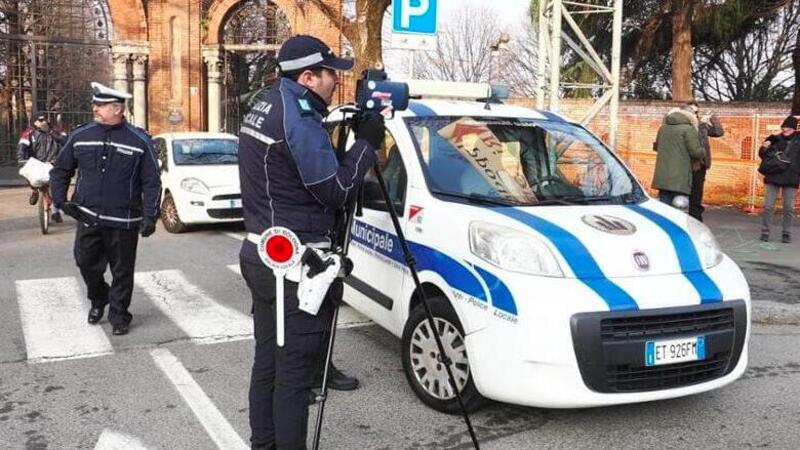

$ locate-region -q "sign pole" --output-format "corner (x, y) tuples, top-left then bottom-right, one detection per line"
(256, 227), (303, 348)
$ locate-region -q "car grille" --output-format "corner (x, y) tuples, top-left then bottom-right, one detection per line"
(207, 208), (242, 219)
(606, 351), (731, 392)
(600, 308), (735, 341)
(571, 301), (747, 393)
(211, 194), (241, 201)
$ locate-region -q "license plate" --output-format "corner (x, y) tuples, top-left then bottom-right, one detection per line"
(645, 336), (705, 367)
(229, 199), (241, 208)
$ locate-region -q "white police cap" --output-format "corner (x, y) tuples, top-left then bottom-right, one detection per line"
(91, 82), (132, 104)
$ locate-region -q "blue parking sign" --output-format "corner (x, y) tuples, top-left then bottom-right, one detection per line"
(393, 0), (437, 35)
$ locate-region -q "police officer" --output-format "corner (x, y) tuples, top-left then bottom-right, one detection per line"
(50, 82), (161, 336)
(238, 35), (385, 449)
(17, 111), (66, 217)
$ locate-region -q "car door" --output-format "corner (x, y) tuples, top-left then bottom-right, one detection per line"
(327, 121), (410, 335)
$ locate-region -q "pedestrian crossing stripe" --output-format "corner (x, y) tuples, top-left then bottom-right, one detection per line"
(16, 277), (114, 363)
(135, 270), (252, 344)
(13, 266), (374, 363)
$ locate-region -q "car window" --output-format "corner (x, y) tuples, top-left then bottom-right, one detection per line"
(172, 139), (238, 165)
(405, 116), (641, 205)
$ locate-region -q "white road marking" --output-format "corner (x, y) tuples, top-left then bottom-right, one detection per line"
(15, 277), (114, 363)
(227, 264), (373, 329)
(94, 429), (151, 450)
(222, 231), (245, 241)
(151, 348), (248, 450)
(135, 270), (252, 344)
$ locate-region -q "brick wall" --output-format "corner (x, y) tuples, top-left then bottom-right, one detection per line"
(509, 98), (798, 210)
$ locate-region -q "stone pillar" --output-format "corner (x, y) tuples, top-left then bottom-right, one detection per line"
(203, 46), (223, 133)
(132, 55), (148, 129)
(111, 53), (131, 117)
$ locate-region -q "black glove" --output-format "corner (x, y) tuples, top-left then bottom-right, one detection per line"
(61, 202), (79, 219)
(140, 216), (156, 238)
(355, 114), (386, 149)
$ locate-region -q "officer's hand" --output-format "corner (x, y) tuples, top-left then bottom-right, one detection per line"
(140, 216), (157, 238)
(355, 114), (386, 150)
(61, 202), (79, 219)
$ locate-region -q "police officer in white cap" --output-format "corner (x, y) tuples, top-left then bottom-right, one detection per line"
(50, 82), (161, 336)
(238, 34), (385, 449)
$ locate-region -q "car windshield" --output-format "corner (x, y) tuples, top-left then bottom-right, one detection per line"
(172, 139), (238, 165)
(405, 116), (644, 206)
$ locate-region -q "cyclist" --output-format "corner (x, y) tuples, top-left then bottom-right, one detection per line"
(17, 111), (66, 221)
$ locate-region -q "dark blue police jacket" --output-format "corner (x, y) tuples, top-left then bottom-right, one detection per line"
(238, 77), (377, 263)
(50, 120), (162, 230)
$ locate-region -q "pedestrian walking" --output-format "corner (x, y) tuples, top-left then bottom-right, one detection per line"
(17, 111), (66, 220)
(758, 115), (800, 243)
(49, 82), (161, 335)
(687, 101), (724, 221)
(652, 105), (706, 207)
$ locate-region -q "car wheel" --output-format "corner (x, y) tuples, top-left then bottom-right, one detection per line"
(402, 296), (485, 414)
(160, 193), (187, 233)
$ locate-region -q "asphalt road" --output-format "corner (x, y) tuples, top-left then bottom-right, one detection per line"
(1, 187), (799, 450)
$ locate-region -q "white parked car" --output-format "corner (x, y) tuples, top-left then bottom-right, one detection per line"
(154, 132), (241, 233)
(328, 82), (750, 413)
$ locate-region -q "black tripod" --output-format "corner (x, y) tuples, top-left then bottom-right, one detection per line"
(310, 117), (480, 449)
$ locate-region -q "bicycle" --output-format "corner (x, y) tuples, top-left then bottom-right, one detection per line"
(37, 184), (53, 235)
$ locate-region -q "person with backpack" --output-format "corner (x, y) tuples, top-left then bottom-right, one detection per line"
(758, 115), (800, 243)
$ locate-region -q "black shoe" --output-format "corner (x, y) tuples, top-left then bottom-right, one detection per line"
(87, 307), (104, 324)
(29, 191), (39, 205)
(51, 212), (63, 223)
(315, 363), (359, 391)
(112, 324), (129, 335)
(782, 234), (791, 244)
(760, 233), (769, 242)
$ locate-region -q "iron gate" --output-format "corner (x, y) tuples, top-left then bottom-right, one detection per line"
(0, 0), (111, 165)
(220, 0), (289, 134)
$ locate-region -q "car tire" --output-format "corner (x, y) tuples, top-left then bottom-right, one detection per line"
(402, 295), (485, 414)
(160, 193), (187, 234)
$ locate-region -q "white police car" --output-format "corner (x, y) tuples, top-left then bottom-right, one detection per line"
(154, 132), (241, 233)
(332, 82), (750, 412)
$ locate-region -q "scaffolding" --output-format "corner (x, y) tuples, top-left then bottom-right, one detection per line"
(536, 0), (623, 150)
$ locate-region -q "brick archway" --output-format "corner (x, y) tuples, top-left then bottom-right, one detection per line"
(205, 0), (298, 45)
(107, 0), (147, 41)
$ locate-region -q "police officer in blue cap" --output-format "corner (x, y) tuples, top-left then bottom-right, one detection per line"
(50, 82), (161, 336)
(238, 35), (385, 449)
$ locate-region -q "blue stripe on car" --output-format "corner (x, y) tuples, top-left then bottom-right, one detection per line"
(350, 220), (487, 302)
(626, 205), (722, 303)
(473, 265), (517, 315)
(492, 207), (639, 311)
(407, 101), (437, 117)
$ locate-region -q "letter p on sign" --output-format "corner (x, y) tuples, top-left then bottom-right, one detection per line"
(393, 0), (437, 35)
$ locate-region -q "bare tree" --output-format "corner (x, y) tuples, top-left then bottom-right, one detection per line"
(693, 3), (800, 102)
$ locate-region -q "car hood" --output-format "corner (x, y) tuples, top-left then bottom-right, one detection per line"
(493, 200), (715, 279)
(172, 164), (239, 189)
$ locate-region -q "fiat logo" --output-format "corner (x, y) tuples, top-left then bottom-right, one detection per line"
(633, 251), (650, 271)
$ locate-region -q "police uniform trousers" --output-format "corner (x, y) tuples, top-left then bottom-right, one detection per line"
(240, 256), (334, 450)
(73, 224), (139, 326)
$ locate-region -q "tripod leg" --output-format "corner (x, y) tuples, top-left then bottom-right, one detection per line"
(311, 304), (339, 450)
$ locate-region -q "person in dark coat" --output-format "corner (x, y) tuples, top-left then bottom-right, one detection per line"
(50, 82), (161, 335)
(17, 111), (66, 215)
(687, 102), (724, 221)
(653, 106), (706, 206)
(237, 35), (384, 449)
(759, 115), (800, 243)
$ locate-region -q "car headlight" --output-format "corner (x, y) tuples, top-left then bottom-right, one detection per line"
(469, 221), (564, 277)
(687, 221), (723, 268)
(180, 177), (210, 195)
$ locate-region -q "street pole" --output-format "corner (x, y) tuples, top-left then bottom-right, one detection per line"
(536, 0), (549, 110)
(609, 0), (622, 151)
(548, 0), (563, 112)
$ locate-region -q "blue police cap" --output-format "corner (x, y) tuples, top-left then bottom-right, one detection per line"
(277, 35), (354, 73)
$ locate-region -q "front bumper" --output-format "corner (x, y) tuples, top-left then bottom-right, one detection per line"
(174, 190), (242, 224)
(462, 257), (750, 408)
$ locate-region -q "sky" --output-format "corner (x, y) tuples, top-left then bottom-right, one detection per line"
(382, 0), (533, 78)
